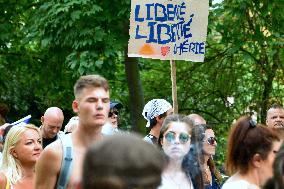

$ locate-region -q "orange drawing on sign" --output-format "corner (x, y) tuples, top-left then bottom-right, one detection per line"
(139, 44), (155, 55)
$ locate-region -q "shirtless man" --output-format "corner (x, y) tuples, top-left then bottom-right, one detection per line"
(35, 75), (110, 189)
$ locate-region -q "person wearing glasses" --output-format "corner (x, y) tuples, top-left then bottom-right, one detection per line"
(222, 116), (281, 189)
(101, 101), (123, 135)
(157, 114), (195, 189)
(186, 124), (222, 189)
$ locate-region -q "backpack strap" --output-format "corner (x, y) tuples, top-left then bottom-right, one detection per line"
(56, 134), (73, 189)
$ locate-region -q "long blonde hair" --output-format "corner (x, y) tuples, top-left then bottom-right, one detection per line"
(0, 124), (40, 184)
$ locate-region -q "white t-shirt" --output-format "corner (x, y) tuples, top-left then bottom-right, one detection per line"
(101, 122), (118, 135)
(157, 172), (194, 189)
(222, 173), (260, 189)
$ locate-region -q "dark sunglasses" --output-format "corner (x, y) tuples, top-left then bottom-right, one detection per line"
(164, 131), (190, 144)
(108, 110), (119, 117)
(206, 137), (217, 145)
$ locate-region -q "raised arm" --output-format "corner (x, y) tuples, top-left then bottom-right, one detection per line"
(35, 141), (62, 189)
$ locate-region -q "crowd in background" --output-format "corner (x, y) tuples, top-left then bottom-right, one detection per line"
(0, 74), (283, 189)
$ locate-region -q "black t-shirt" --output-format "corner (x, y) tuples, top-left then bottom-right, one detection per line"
(42, 135), (58, 149)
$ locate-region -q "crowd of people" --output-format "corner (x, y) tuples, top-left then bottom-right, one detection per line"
(0, 74), (283, 189)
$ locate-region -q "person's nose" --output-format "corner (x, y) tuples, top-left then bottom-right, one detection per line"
(174, 136), (180, 144)
(276, 116), (282, 122)
(35, 141), (42, 151)
(52, 128), (59, 134)
(96, 100), (103, 110)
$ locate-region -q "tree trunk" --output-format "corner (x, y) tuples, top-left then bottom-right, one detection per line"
(124, 51), (145, 133)
(260, 50), (279, 123)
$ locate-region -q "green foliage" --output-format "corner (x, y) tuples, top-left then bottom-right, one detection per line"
(0, 0), (283, 169)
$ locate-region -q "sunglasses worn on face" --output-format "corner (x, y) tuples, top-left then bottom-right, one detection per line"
(206, 137), (217, 145)
(109, 111), (119, 117)
(164, 131), (190, 144)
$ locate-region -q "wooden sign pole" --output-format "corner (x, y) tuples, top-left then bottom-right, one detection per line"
(170, 60), (178, 113)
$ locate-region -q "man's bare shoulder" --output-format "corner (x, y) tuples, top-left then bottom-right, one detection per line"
(35, 140), (63, 189)
(42, 139), (62, 157)
(37, 139), (63, 171)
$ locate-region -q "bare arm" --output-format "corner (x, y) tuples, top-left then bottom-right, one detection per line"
(0, 172), (7, 189)
(35, 141), (62, 189)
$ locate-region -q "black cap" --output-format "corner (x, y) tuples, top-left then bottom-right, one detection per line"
(110, 101), (123, 109)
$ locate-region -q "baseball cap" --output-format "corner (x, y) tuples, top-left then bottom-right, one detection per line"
(110, 101), (123, 110)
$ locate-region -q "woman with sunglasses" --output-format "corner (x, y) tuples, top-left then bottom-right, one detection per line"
(222, 116), (281, 189)
(157, 114), (194, 189)
(199, 124), (222, 189)
(102, 101), (123, 135)
(183, 124), (222, 189)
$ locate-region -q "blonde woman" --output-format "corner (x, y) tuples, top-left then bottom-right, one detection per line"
(0, 124), (42, 189)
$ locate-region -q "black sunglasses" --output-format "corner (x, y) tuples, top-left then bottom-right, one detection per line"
(108, 110), (119, 117)
(206, 137), (217, 145)
(164, 131), (191, 144)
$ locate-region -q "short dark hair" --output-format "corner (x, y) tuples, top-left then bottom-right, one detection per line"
(226, 116), (280, 175)
(82, 133), (166, 189)
(74, 75), (109, 100)
(148, 111), (167, 129)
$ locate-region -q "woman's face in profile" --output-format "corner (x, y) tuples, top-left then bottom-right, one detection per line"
(11, 129), (42, 164)
(161, 122), (191, 160)
(259, 140), (281, 186)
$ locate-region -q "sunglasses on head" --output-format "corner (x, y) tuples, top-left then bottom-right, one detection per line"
(108, 110), (119, 117)
(164, 131), (190, 144)
(206, 137), (217, 145)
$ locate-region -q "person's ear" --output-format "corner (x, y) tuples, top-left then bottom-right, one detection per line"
(156, 116), (164, 125)
(72, 100), (79, 113)
(40, 116), (44, 124)
(251, 153), (262, 168)
(10, 148), (18, 159)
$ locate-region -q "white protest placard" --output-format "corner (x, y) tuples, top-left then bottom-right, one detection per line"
(128, 0), (209, 62)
